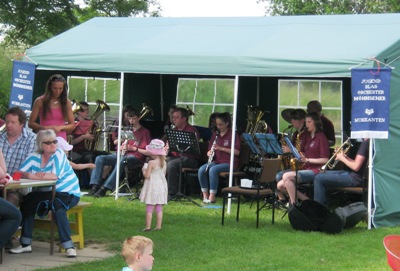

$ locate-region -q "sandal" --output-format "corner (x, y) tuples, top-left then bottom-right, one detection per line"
(142, 228), (151, 232)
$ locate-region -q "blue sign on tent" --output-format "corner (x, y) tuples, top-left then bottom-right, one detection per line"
(9, 61), (36, 112)
(351, 68), (391, 139)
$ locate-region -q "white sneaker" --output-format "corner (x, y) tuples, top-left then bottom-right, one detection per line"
(9, 245), (32, 254)
(203, 198), (211, 204)
(66, 248), (77, 257)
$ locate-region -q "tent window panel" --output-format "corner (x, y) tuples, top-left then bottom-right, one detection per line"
(215, 80), (235, 104)
(104, 80), (121, 103)
(277, 79), (343, 146)
(299, 81), (319, 105)
(279, 81), (298, 106)
(177, 80), (196, 103)
(321, 81), (342, 107)
(176, 78), (234, 128)
(196, 80), (216, 103)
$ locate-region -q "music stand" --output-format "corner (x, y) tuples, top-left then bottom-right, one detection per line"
(242, 133), (262, 157)
(111, 130), (136, 196)
(166, 129), (201, 207)
(254, 133), (283, 157)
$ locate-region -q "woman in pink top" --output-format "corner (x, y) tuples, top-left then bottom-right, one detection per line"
(28, 74), (75, 140)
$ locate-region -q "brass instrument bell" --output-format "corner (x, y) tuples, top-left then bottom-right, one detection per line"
(71, 99), (84, 114)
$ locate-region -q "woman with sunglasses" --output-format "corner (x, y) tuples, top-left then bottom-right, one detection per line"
(10, 129), (80, 257)
(28, 74), (75, 140)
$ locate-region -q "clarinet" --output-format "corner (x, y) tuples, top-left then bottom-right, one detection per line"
(120, 125), (133, 157)
(204, 130), (220, 174)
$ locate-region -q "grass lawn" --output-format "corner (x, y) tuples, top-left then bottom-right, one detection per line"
(35, 195), (395, 271)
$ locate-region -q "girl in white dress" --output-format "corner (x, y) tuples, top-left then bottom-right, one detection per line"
(139, 139), (168, 231)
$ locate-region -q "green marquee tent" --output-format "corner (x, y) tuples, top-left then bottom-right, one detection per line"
(24, 14), (400, 227)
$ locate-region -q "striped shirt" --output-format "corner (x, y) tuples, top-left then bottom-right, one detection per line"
(0, 128), (37, 174)
(19, 148), (81, 197)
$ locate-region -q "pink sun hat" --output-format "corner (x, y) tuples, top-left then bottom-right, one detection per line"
(146, 139), (166, 156)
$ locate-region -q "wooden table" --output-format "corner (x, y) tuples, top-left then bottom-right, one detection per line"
(1, 179), (57, 255)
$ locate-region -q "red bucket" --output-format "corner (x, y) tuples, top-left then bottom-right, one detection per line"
(384, 235), (400, 271)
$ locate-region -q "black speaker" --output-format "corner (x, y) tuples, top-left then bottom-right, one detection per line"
(289, 200), (343, 234)
(335, 202), (367, 229)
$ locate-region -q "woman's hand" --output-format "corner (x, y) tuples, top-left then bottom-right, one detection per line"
(0, 177), (9, 185)
(51, 125), (64, 134)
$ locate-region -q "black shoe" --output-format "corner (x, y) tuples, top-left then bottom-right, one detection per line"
(5, 239), (13, 250)
(94, 186), (108, 198)
(88, 184), (100, 196)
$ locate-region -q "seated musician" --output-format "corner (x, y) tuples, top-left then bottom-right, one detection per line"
(71, 101), (108, 165)
(88, 108), (151, 197)
(166, 107), (200, 198)
(276, 112), (330, 205)
(314, 139), (369, 207)
(276, 109), (308, 206)
(197, 112), (240, 204)
(70, 101), (108, 188)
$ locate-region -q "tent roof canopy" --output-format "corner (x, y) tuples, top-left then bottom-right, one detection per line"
(26, 14), (400, 77)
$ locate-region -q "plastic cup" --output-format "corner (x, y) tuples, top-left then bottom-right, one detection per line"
(12, 171), (22, 181)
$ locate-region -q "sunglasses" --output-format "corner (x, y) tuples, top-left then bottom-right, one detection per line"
(51, 75), (66, 81)
(42, 140), (58, 145)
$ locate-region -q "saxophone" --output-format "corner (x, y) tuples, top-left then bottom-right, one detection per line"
(290, 126), (305, 171)
(279, 125), (293, 170)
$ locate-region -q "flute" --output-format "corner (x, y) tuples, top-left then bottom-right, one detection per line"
(204, 130), (220, 174)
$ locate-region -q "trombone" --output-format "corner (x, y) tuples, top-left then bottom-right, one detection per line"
(320, 138), (352, 172)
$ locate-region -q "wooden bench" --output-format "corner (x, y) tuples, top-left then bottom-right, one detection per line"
(15, 201), (92, 250)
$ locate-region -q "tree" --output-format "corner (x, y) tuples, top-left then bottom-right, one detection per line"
(0, 0), (79, 47)
(0, 0), (161, 47)
(259, 0), (400, 15)
(0, 0), (161, 114)
(82, 0), (161, 18)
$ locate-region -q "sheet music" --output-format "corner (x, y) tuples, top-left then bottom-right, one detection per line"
(284, 136), (301, 160)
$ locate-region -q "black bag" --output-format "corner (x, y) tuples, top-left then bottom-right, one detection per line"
(334, 202), (367, 229)
(288, 200), (343, 234)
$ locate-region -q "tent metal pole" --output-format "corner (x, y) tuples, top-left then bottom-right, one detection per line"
(227, 75), (239, 214)
(114, 72), (125, 200)
(160, 75), (164, 121)
(367, 138), (374, 229)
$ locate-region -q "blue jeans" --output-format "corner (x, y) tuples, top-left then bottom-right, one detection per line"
(0, 198), (22, 249)
(89, 154), (140, 190)
(314, 170), (361, 206)
(20, 192), (79, 249)
(198, 162), (230, 194)
(167, 156), (198, 195)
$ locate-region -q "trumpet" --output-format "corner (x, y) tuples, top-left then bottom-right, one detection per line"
(204, 130), (220, 174)
(320, 138), (352, 172)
